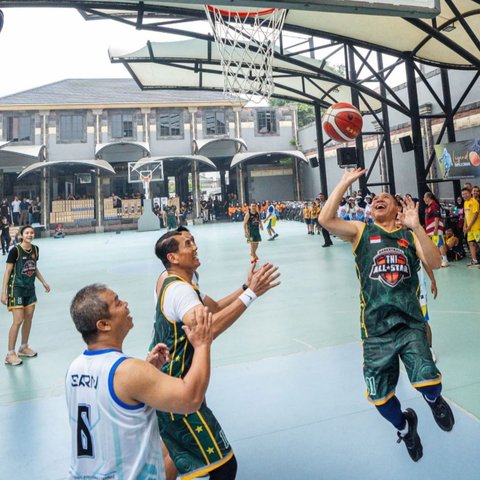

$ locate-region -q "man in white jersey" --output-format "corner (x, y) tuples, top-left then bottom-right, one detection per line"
(66, 283), (213, 480)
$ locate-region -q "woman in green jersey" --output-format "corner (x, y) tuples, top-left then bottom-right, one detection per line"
(2, 225), (50, 366)
(243, 202), (263, 264)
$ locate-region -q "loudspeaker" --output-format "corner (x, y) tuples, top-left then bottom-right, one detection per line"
(337, 147), (357, 168)
(399, 135), (414, 152)
(309, 156), (319, 168)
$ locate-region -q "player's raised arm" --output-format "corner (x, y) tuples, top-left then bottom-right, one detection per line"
(118, 306), (213, 414)
(318, 167), (367, 244)
(399, 196), (441, 270)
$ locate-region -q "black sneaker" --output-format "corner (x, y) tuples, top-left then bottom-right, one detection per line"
(426, 396), (455, 432)
(397, 408), (423, 462)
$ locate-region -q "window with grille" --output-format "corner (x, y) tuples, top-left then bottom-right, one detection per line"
(58, 114), (86, 142)
(257, 110), (277, 134)
(111, 112), (134, 139)
(204, 111), (226, 136)
(6, 115), (33, 143)
(158, 111), (183, 138)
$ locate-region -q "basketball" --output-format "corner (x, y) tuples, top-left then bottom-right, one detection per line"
(469, 151), (480, 166)
(322, 102), (363, 143)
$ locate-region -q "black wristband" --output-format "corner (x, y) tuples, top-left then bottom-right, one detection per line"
(242, 283), (248, 291)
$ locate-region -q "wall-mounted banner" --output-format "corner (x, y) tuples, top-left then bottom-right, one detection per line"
(434, 139), (480, 179)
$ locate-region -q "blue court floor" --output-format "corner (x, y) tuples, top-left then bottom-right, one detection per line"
(0, 220), (479, 479)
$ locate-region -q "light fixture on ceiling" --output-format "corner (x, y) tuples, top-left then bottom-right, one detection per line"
(442, 22), (456, 33)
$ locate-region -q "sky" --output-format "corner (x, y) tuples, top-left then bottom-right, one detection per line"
(0, 7), (186, 97)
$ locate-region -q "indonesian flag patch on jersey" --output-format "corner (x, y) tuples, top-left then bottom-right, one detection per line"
(370, 235), (381, 244)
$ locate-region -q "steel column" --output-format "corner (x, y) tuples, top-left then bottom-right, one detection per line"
(377, 53), (396, 195)
(347, 46), (367, 193)
(405, 57), (427, 199)
(441, 68), (461, 200)
(314, 103), (328, 195)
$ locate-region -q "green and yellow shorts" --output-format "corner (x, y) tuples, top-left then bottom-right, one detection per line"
(158, 403), (233, 480)
(362, 323), (441, 405)
(7, 291), (37, 311)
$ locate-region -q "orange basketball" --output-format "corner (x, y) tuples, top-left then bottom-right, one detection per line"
(469, 151), (480, 167)
(322, 102), (363, 143)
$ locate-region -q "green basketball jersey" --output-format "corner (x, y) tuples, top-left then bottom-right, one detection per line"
(248, 212), (261, 237)
(8, 244), (39, 295)
(354, 224), (423, 339)
(153, 275), (203, 420)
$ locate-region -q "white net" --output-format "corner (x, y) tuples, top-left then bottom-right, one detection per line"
(204, 5), (286, 102)
(140, 170), (153, 199)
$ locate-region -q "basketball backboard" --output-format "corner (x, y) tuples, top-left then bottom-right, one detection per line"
(178, 0), (439, 18)
(128, 159), (164, 184)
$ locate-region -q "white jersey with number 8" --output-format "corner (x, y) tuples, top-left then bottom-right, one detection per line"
(66, 349), (164, 480)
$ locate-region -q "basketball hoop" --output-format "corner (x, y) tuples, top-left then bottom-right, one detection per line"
(204, 5), (286, 102)
(140, 170), (153, 199)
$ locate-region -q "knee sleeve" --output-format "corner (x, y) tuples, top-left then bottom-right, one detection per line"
(209, 455), (238, 480)
(375, 396), (405, 430)
(416, 383), (442, 402)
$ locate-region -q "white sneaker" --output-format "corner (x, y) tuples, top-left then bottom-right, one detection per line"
(441, 259), (449, 268)
(430, 347), (437, 363)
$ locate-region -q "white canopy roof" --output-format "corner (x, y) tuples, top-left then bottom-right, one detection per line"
(131, 154), (216, 171)
(0, 143), (47, 172)
(231, 150), (308, 168)
(2, 1), (479, 68)
(17, 159), (116, 179)
(193, 138), (248, 157)
(95, 140), (150, 158)
(109, 39), (383, 111)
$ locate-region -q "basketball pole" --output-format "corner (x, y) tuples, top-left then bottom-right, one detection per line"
(314, 103), (328, 196)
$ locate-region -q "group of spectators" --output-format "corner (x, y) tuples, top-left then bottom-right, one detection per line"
(1, 196), (42, 227)
(227, 201), (286, 223)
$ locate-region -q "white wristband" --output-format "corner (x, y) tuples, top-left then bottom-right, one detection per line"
(239, 288), (257, 308)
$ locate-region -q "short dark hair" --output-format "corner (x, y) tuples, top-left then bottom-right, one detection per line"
(461, 187), (471, 193)
(70, 284), (110, 344)
(155, 231), (183, 268)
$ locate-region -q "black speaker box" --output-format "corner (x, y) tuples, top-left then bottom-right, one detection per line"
(399, 135), (414, 152)
(309, 156), (319, 168)
(337, 147), (357, 168)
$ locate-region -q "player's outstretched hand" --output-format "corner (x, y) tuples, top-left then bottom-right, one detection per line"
(248, 262), (281, 297)
(341, 167), (367, 187)
(183, 305), (213, 349)
(146, 343), (171, 369)
(398, 196), (420, 230)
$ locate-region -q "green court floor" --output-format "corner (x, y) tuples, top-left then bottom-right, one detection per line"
(0, 220), (479, 479)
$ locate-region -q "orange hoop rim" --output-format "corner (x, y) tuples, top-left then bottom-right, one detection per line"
(206, 5), (278, 18)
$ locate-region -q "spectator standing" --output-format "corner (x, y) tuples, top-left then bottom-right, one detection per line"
(318, 193), (333, 247)
(1, 199), (12, 224)
(1, 216), (11, 255)
(423, 192), (448, 267)
(11, 196), (21, 226)
(461, 187), (480, 267)
(32, 196), (41, 224)
(19, 198), (30, 226)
